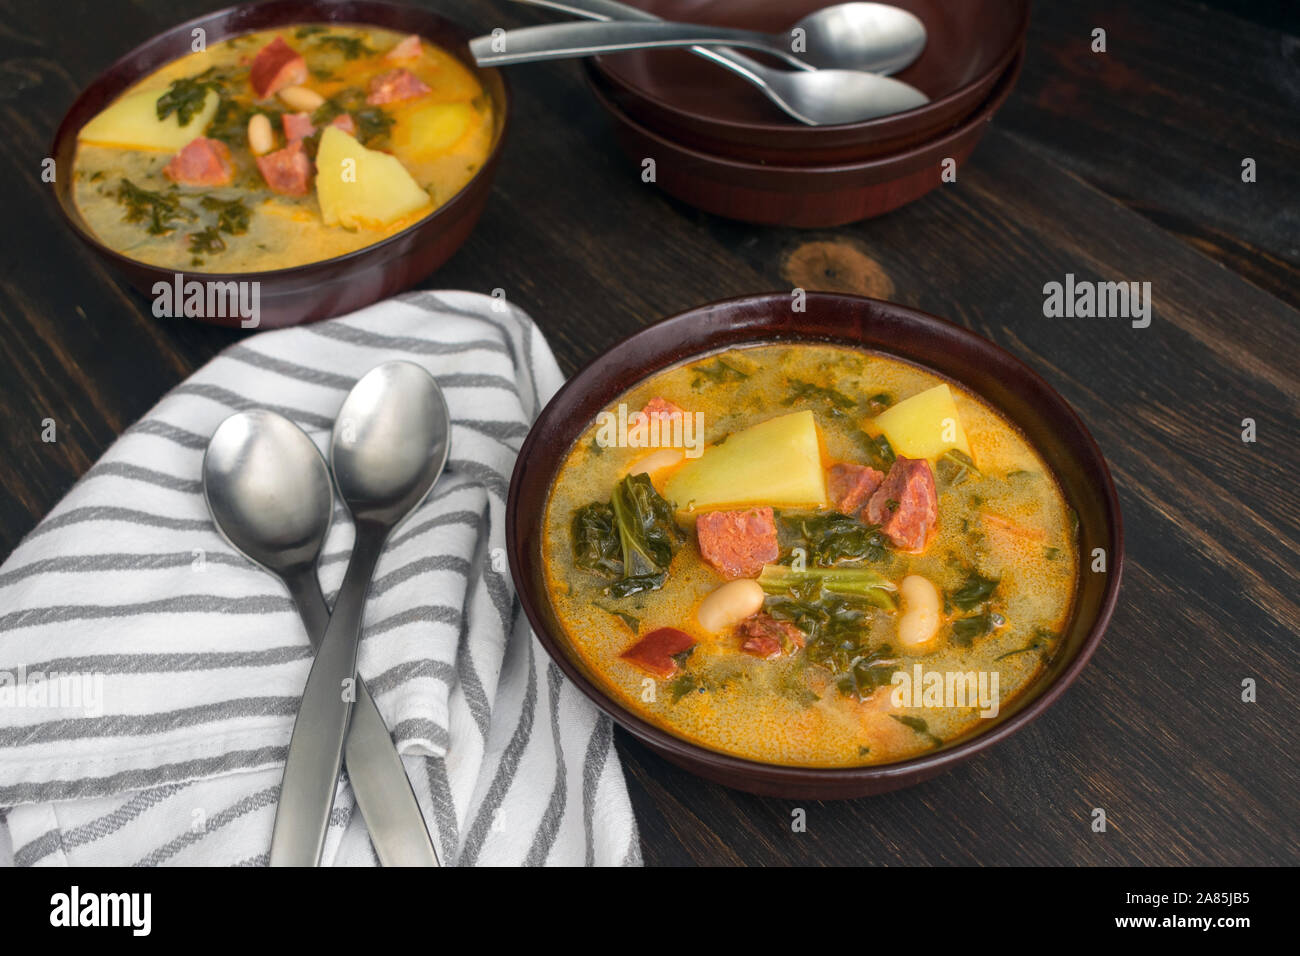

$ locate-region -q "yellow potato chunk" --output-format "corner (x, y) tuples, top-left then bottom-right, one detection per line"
(392, 101), (475, 159)
(78, 87), (219, 151)
(663, 411), (827, 513)
(871, 384), (972, 462)
(315, 125), (433, 230)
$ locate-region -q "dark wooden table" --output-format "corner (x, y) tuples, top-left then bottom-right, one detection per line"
(1, 0), (1296, 865)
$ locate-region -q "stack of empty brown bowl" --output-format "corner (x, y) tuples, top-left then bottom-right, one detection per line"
(585, 0), (1030, 227)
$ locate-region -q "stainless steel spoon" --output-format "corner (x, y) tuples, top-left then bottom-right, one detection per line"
(269, 363), (451, 867)
(481, 3), (929, 124)
(203, 409), (440, 867)
(479, 2), (926, 72)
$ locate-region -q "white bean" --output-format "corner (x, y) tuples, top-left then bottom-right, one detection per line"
(247, 113), (273, 156)
(695, 579), (765, 634)
(897, 575), (941, 648)
(278, 85), (324, 111)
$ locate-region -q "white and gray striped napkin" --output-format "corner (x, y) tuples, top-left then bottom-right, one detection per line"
(0, 291), (641, 866)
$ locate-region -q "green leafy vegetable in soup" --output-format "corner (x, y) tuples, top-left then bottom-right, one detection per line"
(156, 69), (228, 126)
(571, 503), (622, 578)
(572, 474), (685, 598)
(543, 344), (1079, 768)
(757, 564), (896, 609)
(778, 510), (890, 565)
(115, 179), (196, 235)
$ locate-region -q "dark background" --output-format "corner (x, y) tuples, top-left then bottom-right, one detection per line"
(0, 0), (1296, 864)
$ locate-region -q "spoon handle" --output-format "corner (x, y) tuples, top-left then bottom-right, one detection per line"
(505, 0), (818, 114)
(287, 574), (439, 867)
(469, 21), (809, 70)
(270, 526), (386, 867)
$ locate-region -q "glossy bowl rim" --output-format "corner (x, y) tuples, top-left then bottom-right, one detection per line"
(48, 0), (511, 284)
(507, 291), (1124, 793)
(589, 0), (1030, 137)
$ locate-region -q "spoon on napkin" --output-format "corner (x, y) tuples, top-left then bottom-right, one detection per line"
(203, 408), (440, 866)
(269, 362), (451, 867)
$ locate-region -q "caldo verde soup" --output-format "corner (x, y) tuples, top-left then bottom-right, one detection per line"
(73, 24), (495, 271)
(543, 345), (1079, 767)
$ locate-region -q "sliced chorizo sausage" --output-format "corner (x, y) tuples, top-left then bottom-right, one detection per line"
(866, 457), (938, 553)
(696, 507), (779, 580)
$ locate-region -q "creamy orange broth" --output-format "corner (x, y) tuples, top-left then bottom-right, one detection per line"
(542, 345), (1079, 767)
(72, 25), (495, 271)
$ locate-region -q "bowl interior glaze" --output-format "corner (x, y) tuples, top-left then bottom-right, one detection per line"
(508, 293), (1122, 798)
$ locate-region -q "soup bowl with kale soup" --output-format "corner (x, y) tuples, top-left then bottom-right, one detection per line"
(508, 293), (1122, 798)
(50, 0), (508, 327)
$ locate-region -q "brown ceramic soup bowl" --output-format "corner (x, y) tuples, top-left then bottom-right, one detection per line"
(591, 0), (1030, 166)
(507, 293), (1123, 799)
(584, 46), (1023, 227)
(50, 0), (509, 329)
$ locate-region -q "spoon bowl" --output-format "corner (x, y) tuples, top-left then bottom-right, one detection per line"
(762, 64), (929, 125)
(203, 410), (333, 574)
(796, 2), (927, 73)
(331, 362), (452, 524)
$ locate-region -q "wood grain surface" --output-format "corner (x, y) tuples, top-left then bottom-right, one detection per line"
(0, 0), (1295, 865)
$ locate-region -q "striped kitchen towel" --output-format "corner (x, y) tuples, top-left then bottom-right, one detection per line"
(0, 291), (641, 867)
